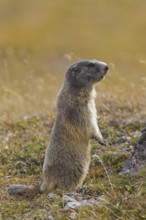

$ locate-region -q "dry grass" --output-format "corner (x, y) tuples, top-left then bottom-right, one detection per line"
(0, 50), (146, 123)
(0, 0), (146, 122)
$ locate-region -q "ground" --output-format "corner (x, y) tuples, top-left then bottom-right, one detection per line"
(0, 110), (146, 220)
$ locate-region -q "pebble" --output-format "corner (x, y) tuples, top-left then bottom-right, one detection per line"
(48, 216), (54, 220)
(69, 211), (77, 219)
(48, 192), (60, 200)
(63, 194), (107, 210)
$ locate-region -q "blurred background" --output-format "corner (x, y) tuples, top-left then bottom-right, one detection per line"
(0, 0), (146, 122)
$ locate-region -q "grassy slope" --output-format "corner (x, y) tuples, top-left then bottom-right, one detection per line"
(1, 113), (146, 220)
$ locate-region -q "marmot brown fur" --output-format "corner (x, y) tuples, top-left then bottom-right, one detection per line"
(7, 59), (108, 196)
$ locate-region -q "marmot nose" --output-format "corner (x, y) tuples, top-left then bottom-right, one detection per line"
(104, 65), (109, 72)
(101, 64), (108, 75)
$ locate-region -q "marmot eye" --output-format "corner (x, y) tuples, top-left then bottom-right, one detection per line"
(87, 63), (95, 68)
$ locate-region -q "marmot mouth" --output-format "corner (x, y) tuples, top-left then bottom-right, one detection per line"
(100, 72), (107, 80)
(102, 70), (108, 78)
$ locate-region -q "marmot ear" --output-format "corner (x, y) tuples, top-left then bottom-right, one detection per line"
(71, 66), (79, 77)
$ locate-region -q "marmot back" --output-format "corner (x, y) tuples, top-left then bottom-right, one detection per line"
(7, 59), (108, 196)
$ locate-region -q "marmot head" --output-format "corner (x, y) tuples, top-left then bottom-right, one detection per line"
(65, 60), (108, 89)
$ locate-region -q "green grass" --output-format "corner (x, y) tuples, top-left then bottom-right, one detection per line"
(1, 115), (146, 220)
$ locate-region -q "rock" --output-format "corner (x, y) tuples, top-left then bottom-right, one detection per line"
(48, 192), (107, 212)
(63, 195), (77, 203)
(48, 216), (54, 220)
(63, 194), (107, 210)
(120, 127), (146, 174)
(88, 195), (107, 207)
(69, 211), (77, 219)
(48, 192), (60, 200)
(64, 201), (83, 210)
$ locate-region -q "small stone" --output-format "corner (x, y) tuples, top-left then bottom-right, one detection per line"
(81, 199), (89, 206)
(48, 193), (60, 200)
(48, 215), (54, 220)
(63, 195), (77, 203)
(64, 201), (82, 210)
(4, 137), (9, 142)
(126, 136), (131, 141)
(4, 145), (9, 149)
(63, 195), (107, 210)
(69, 211), (77, 219)
(88, 195), (107, 206)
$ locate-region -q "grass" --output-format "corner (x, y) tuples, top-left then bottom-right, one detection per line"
(1, 112), (146, 220)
